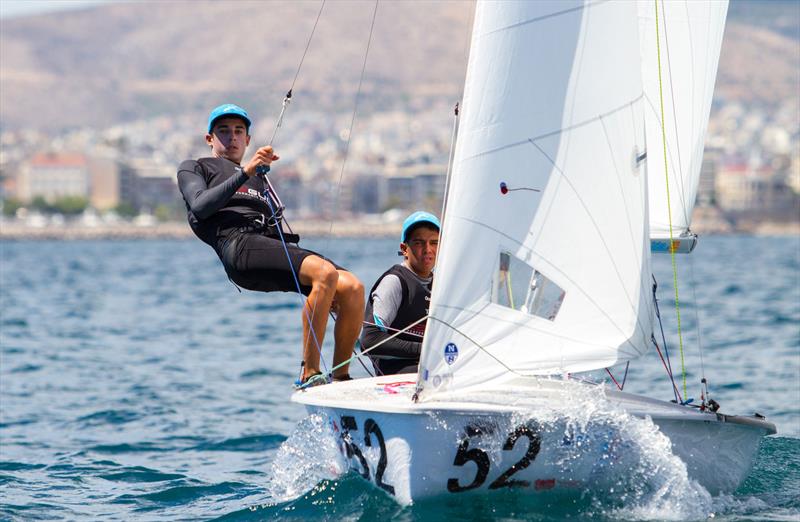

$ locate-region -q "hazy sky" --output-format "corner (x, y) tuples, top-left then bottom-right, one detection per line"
(0, 0), (115, 19)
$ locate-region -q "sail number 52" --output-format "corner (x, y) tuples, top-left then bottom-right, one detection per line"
(447, 422), (542, 492)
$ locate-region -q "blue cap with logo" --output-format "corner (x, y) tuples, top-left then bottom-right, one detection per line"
(207, 103), (252, 133)
(401, 211), (440, 243)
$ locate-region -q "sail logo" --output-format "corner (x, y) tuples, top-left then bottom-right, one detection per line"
(444, 343), (459, 365)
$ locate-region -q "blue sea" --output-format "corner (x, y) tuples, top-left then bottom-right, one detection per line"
(1, 235), (798, 521)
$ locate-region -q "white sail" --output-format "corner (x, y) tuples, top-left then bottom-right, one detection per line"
(416, 0), (654, 400)
(639, 0), (728, 243)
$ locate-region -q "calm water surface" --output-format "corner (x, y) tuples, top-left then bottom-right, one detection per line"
(1, 236), (798, 521)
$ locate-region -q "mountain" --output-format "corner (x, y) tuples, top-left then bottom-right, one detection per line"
(0, 0), (796, 133)
(0, 0), (474, 132)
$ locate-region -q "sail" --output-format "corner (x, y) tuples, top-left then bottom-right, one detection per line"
(416, 0), (654, 400)
(639, 0), (728, 243)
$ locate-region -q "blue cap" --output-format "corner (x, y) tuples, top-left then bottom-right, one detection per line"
(207, 103), (252, 133)
(401, 211), (440, 243)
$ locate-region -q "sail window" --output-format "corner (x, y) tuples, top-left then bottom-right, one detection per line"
(492, 252), (564, 321)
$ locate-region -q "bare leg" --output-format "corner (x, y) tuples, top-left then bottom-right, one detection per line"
(331, 271), (365, 379)
(298, 255), (339, 381)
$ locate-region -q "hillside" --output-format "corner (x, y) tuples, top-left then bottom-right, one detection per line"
(0, 0), (796, 132)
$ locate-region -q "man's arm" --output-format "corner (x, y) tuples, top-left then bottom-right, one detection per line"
(177, 160), (250, 220)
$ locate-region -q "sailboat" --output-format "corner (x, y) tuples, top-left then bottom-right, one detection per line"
(292, 0), (775, 504)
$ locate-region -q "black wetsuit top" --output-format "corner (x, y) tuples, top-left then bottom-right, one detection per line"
(361, 264), (432, 375)
(177, 157), (293, 253)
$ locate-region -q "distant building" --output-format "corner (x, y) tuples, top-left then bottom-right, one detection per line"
(383, 164), (446, 212)
(716, 161), (798, 220)
(88, 156), (120, 210)
(17, 152), (89, 202)
(125, 157), (180, 212)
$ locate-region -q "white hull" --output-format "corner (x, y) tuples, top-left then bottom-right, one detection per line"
(291, 374), (775, 505)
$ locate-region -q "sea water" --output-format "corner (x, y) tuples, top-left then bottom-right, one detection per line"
(1, 235), (798, 521)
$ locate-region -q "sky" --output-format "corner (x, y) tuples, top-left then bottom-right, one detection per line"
(0, 0), (115, 19)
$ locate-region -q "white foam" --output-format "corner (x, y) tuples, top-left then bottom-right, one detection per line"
(264, 412), (346, 503)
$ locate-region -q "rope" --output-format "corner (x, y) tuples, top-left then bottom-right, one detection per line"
(252, 0), (330, 382)
(653, 336), (683, 404)
(326, 313), (428, 378)
(653, 276), (680, 402)
(440, 103), (460, 226)
(654, 0), (687, 400)
(687, 253), (709, 400)
(261, 191), (328, 377)
(267, 0), (326, 148)
(605, 361), (629, 391)
(325, 0), (378, 235)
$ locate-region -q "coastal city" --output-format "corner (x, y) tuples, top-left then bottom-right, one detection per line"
(0, 94), (797, 239)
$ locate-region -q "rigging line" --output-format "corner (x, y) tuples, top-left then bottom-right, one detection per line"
(449, 215), (649, 357)
(653, 276), (681, 402)
(654, 0), (688, 400)
(460, 95), (643, 163)
(659, 0), (691, 225)
(267, 0), (326, 148)
(606, 368), (623, 391)
(439, 103), (459, 232)
(426, 316), (521, 377)
(299, 0), (378, 361)
(605, 361), (630, 391)
(363, 319), (423, 339)
(687, 253), (707, 386)
(329, 311), (376, 377)
(328, 313), (426, 377)
(261, 191), (329, 375)
(324, 0), (378, 241)
(289, 0), (326, 95)
(528, 140), (653, 351)
(653, 336), (683, 403)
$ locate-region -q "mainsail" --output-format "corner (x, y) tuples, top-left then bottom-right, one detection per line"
(416, 0), (654, 400)
(639, 0), (728, 246)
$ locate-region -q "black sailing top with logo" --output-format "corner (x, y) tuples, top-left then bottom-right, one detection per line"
(177, 157), (296, 252)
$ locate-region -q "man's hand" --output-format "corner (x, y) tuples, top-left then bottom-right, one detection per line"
(243, 146), (280, 177)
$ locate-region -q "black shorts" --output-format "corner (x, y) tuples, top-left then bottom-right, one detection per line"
(220, 232), (343, 296)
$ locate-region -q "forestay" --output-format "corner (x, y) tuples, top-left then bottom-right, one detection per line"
(638, 0), (728, 243)
(416, 0), (655, 401)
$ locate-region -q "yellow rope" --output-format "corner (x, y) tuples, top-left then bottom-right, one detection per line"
(654, 0), (687, 400)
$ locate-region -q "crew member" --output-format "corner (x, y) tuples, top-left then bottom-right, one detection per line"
(177, 103), (364, 386)
(361, 211), (440, 375)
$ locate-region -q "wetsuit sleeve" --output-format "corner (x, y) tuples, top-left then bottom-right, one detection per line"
(371, 275), (403, 327)
(177, 159), (251, 220)
(361, 275), (421, 359)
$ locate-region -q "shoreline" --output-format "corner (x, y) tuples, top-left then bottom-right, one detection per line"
(0, 220), (404, 240)
(1, 219), (798, 241)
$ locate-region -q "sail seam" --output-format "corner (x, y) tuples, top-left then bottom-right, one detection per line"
(528, 140), (653, 352)
(459, 95), (644, 163)
(482, 0), (609, 37)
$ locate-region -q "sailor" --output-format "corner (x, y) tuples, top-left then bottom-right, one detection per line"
(177, 103), (364, 386)
(361, 211), (440, 375)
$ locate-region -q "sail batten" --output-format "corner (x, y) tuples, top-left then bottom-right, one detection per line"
(416, 0), (655, 400)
